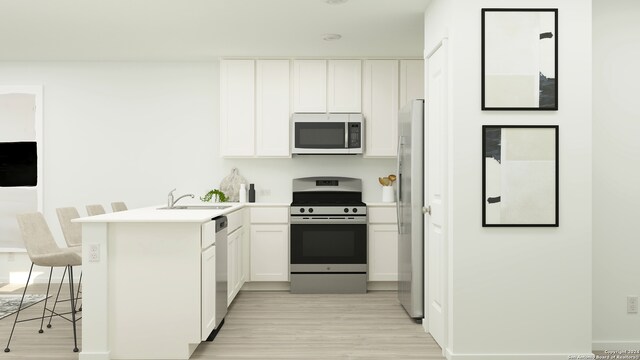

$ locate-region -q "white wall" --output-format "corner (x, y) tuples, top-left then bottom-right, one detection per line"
(0, 61), (395, 282)
(593, 0), (640, 351)
(425, 0), (593, 358)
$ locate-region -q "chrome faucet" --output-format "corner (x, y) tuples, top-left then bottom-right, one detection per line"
(167, 188), (195, 208)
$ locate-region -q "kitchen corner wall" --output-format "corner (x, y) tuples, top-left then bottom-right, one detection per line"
(593, 0), (640, 351)
(0, 61), (394, 281)
(425, 0), (593, 358)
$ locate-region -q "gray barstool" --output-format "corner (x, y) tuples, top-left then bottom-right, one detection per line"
(4, 212), (82, 353)
(111, 201), (127, 212)
(86, 204), (106, 216)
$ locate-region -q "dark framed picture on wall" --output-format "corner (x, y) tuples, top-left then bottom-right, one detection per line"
(481, 8), (558, 110)
(482, 125), (559, 227)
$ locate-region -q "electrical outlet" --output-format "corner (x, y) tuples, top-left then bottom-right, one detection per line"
(627, 296), (638, 314)
(88, 244), (100, 262)
(259, 188), (271, 196)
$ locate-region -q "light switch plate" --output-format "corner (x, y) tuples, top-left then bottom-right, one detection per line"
(627, 296), (638, 313)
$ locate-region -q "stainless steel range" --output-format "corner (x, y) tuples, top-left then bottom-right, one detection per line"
(290, 177), (367, 294)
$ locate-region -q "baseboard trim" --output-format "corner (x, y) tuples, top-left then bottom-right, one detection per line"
(592, 341), (640, 351)
(367, 281), (398, 291)
(445, 349), (595, 360)
(241, 281), (290, 291)
(78, 351), (111, 360)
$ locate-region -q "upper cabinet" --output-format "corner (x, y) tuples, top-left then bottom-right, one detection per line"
(220, 60), (255, 157)
(328, 60), (362, 113)
(363, 60), (399, 157)
(220, 59), (290, 158)
(293, 59), (362, 113)
(293, 60), (327, 113)
(256, 60), (291, 157)
(399, 60), (425, 110)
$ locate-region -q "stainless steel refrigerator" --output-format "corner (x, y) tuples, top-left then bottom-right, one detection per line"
(397, 99), (424, 320)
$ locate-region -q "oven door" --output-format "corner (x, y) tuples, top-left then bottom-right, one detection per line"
(290, 222), (367, 272)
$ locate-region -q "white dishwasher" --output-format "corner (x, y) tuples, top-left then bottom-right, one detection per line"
(201, 215), (228, 341)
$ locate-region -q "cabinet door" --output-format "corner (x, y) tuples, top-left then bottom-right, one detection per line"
(328, 60), (362, 113)
(234, 228), (244, 293)
(363, 60), (399, 157)
(220, 60), (255, 157)
(368, 224), (398, 281)
(293, 60), (327, 113)
(201, 246), (216, 340)
(227, 229), (242, 305)
(400, 60), (425, 109)
(256, 60), (291, 157)
(250, 224), (289, 281)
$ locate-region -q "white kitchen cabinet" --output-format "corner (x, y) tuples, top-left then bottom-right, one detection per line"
(368, 205), (398, 282)
(226, 208), (245, 305)
(328, 60), (362, 113)
(363, 60), (399, 157)
(201, 245), (216, 340)
(368, 224), (398, 281)
(250, 206), (289, 282)
(250, 224), (289, 281)
(227, 227), (243, 305)
(220, 59), (255, 157)
(293, 60), (327, 113)
(256, 59), (291, 157)
(399, 60), (425, 109)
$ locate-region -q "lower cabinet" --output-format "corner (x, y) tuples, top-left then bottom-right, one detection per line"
(249, 207), (289, 282)
(227, 227), (244, 305)
(368, 205), (399, 282)
(201, 245), (216, 340)
(250, 224), (289, 281)
(368, 224), (398, 281)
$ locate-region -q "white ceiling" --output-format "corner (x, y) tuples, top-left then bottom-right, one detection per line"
(0, 0), (429, 61)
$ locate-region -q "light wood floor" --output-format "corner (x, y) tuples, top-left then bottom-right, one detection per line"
(0, 285), (444, 359)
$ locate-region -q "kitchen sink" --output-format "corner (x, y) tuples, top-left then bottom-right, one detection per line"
(157, 205), (232, 210)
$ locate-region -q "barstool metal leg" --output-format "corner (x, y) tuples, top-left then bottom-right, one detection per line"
(38, 267), (54, 333)
(46, 266), (67, 329)
(4, 263), (34, 353)
(75, 271), (82, 312)
(68, 265), (79, 353)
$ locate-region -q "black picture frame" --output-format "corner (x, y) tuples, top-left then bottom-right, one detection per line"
(481, 8), (558, 110)
(482, 125), (559, 227)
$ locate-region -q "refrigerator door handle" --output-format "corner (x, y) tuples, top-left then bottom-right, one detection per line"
(396, 138), (402, 233)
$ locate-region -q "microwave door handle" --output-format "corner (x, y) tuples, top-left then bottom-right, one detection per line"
(344, 122), (349, 148)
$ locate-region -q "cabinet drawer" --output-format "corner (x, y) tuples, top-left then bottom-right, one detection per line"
(368, 206), (398, 224)
(250, 207), (288, 224)
(201, 220), (217, 249)
(227, 209), (244, 234)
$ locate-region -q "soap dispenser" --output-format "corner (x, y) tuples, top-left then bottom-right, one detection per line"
(239, 184), (247, 203)
(248, 184), (256, 203)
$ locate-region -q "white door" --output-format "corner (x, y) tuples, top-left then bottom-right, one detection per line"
(425, 41), (448, 348)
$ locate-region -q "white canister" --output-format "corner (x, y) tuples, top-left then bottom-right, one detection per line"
(239, 184), (247, 203)
(382, 186), (395, 202)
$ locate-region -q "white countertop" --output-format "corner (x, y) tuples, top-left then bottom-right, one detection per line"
(73, 202), (287, 224)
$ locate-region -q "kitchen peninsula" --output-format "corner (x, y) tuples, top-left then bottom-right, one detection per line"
(74, 203), (249, 360)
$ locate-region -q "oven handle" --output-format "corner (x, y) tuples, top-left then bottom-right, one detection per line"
(290, 218), (367, 225)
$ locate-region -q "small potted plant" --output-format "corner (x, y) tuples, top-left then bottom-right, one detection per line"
(378, 174), (397, 202)
(200, 189), (228, 203)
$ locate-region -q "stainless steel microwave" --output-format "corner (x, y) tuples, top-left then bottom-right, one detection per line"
(291, 113), (364, 155)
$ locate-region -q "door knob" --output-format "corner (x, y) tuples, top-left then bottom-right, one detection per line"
(422, 205), (431, 215)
